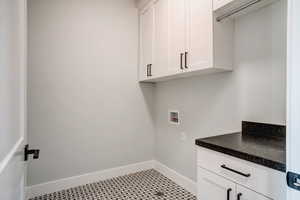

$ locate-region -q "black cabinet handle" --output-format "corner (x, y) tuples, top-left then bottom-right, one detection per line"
(221, 164), (251, 177)
(237, 193), (242, 200)
(184, 52), (188, 68)
(149, 64), (152, 76)
(180, 53), (184, 70)
(146, 64), (152, 77)
(227, 188), (232, 200)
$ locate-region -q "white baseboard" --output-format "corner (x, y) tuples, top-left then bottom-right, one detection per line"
(26, 160), (197, 199)
(26, 160), (155, 199)
(153, 161), (197, 195)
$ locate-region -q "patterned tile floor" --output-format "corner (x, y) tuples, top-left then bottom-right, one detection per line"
(29, 169), (197, 200)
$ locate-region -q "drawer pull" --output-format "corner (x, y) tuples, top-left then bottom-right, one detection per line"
(227, 188), (232, 200)
(221, 164), (251, 177)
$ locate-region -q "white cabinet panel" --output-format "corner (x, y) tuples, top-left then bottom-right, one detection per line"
(186, 0), (213, 71)
(140, 7), (154, 80)
(237, 185), (272, 200)
(198, 167), (236, 200)
(153, 0), (169, 76)
(168, 0), (186, 74)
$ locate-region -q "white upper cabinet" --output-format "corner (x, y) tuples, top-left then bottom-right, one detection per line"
(139, 0), (278, 82)
(139, 0), (234, 82)
(153, 0), (169, 77)
(186, 0), (213, 71)
(168, 0), (186, 74)
(139, 6), (154, 80)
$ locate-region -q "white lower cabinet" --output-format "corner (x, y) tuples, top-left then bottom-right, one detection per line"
(198, 167), (236, 200)
(236, 185), (271, 200)
(198, 167), (272, 200)
(197, 147), (286, 200)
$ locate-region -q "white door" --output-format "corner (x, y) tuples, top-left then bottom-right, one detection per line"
(153, 0), (169, 77)
(0, 0), (27, 199)
(140, 6), (154, 80)
(197, 167), (236, 200)
(287, 0), (300, 199)
(186, 0), (213, 71)
(236, 185), (271, 200)
(168, 0), (186, 74)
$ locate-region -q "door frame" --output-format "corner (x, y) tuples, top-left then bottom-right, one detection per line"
(22, 0), (28, 198)
(287, 0), (300, 199)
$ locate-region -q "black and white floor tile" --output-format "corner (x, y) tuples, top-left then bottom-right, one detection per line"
(29, 169), (197, 200)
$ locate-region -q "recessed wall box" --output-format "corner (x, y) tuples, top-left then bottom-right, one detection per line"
(169, 111), (180, 125)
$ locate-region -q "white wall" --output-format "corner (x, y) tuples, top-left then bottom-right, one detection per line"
(154, 0), (287, 181)
(27, 0), (155, 186)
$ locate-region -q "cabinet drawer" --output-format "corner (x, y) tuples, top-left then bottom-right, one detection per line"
(197, 147), (286, 199)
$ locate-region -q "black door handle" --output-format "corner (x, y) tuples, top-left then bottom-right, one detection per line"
(221, 164), (251, 177)
(184, 52), (188, 68)
(227, 188), (232, 200)
(287, 171), (300, 191)
(237, 193), (242, 200)
(180, 53), (184, 70)
(24, 145), (40, 161)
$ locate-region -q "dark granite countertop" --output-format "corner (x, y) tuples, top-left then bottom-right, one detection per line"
(195, 121), (286, 172)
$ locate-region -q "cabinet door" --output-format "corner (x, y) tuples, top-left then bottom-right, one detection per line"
(198, 167), (236, 200)
(153, 0), (169, 77)
(140, 7), (154, 80)
(186, 0), (213, 71)
(168, 0), (186, 74)
(236, 185), (272, 200)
